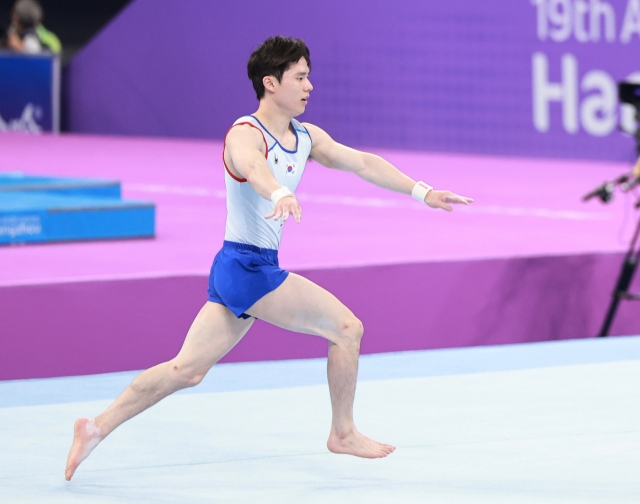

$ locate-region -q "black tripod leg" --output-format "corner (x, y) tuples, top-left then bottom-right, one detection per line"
(598, 256), (639, 337)
(598, 214), (640, 337)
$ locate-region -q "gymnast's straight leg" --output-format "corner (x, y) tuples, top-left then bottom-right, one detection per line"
(65, 302), (254, 480)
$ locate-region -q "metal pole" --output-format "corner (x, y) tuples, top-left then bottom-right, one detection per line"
(598, 216), (640, 337)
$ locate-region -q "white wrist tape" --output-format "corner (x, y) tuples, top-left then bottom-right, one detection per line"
(411, 181), (433, 203)
(271, 187), (295, 205)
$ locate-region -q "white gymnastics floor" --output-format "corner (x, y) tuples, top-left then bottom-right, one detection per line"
(1, 337), (639, 504)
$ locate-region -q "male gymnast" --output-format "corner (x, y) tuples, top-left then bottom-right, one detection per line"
(65, 35), (473, 481)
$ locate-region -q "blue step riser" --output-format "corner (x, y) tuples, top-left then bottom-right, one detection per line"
(0, 187), (122, 199)
(0, 174), (121, 199)
(0, 175), (155, 244)
(0, 209), (155, 244)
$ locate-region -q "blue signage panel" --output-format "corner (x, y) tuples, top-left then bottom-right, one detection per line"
(0, 52), (60, 133)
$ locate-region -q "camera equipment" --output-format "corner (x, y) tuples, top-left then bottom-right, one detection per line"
(586, 168), (640, 336)
(598, 221), (640, 337)
(619, 82), (640, 106)
(619, 82), (640, 156)
(582, 173), (631, 203)
(586, 82), (640, 336)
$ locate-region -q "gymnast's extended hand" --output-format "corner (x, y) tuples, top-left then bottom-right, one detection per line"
(265, 195), (302, 223)
(424, 190), (474, 212)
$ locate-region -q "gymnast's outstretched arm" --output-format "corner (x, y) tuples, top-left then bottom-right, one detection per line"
(303, 123), (473, 212)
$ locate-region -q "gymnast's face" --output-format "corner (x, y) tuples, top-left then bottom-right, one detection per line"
(266, 57), (313, 117)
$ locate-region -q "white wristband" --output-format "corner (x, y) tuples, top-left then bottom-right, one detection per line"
(271, 187), (295, 205)
(411, 181), (433, 203)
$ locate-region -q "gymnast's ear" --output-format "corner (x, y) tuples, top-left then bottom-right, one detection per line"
(262, 75), (277, 94)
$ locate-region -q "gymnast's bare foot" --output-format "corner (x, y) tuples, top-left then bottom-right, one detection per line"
(65, 418), (102, 481)
(327, 427), (395, 458)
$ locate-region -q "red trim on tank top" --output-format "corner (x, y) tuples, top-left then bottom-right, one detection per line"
(222, 121), (269, 183)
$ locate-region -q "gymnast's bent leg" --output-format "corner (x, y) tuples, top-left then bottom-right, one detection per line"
(246, 272), (395, 458)
(65, 302), (254, 481)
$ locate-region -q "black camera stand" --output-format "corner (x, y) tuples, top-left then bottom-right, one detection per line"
(597, 83), (640, 336)
(598, 203), (640, 337)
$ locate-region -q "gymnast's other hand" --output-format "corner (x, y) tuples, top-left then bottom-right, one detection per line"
(265, 196), (302, 223)
(425, 190), (474, 212)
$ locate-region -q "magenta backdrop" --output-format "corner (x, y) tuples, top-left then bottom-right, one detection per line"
(2, 253), (638, 381)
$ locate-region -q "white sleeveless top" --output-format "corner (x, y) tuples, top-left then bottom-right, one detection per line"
(223, 115), (312, 250)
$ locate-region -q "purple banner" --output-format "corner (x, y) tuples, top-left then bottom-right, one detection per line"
(67, 0), (640, 162)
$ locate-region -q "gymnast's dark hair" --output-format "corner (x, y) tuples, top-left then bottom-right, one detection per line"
(247, 36), (311, 101)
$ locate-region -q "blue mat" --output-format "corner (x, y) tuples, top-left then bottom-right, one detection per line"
(0, 338), (639, 504)
(0, 172), (121, 198)
(0, 173), (154, 244)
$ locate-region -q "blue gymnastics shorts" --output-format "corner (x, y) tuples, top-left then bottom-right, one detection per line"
(207, 241), (289, 319)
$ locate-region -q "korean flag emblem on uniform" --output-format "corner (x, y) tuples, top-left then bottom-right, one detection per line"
(286, 163), (297, 176)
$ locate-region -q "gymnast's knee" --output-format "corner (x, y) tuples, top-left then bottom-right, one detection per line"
(169, 361), (206, 389)
(334, 316), (364, 350)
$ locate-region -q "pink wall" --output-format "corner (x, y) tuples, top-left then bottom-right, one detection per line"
(2, 252), (637, 380)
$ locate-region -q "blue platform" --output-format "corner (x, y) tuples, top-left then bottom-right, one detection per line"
(0, 173), (155, 244)
(0, 172), (121, 198)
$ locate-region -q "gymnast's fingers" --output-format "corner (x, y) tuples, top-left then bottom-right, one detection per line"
(293, 203), (302, 223)
(444, 193), (473, 205)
